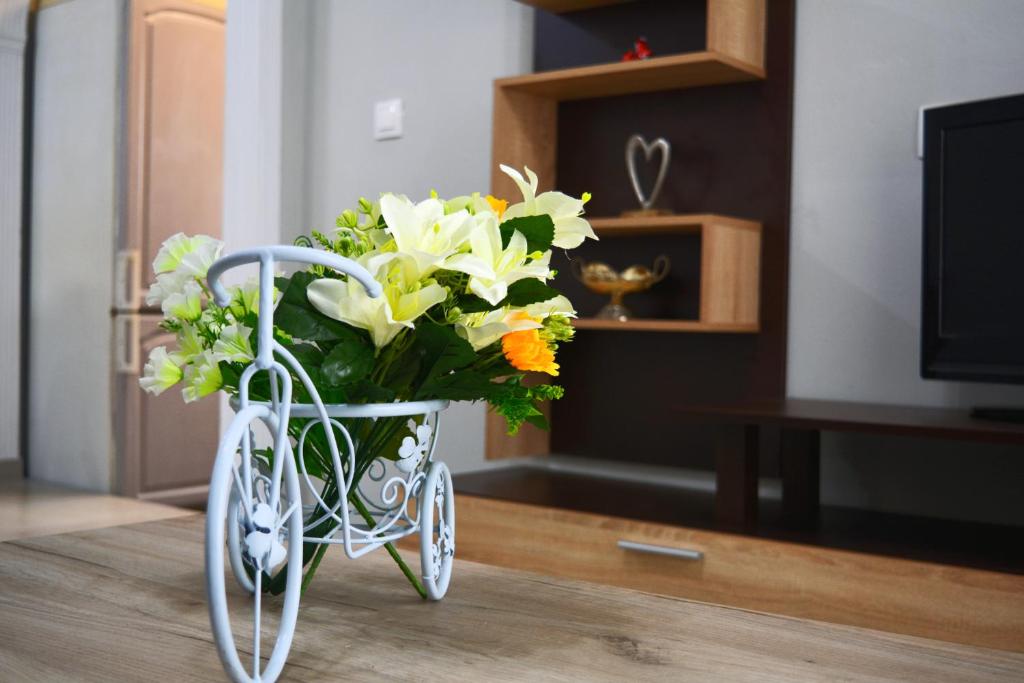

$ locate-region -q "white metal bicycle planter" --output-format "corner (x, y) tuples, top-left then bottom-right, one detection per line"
(205, 246), (455, 683)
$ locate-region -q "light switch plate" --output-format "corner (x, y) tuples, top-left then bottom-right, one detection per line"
(374, 98), (403, 140)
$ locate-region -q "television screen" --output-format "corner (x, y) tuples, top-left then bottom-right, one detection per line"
(921, 93), (1024, 384)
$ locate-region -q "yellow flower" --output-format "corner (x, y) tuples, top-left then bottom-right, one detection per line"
(502, 327), (559, 376)
(485, 195), (508, 220)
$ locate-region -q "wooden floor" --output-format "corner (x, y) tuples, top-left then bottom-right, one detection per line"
(0, 515), (1022, 682)
(0, 478), (192, 542)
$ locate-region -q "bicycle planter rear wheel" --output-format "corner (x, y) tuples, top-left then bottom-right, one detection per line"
(420, 461), (455, 600)
(206, 404), (304, 683)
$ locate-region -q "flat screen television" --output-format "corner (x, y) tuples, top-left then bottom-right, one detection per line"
(921, 93), (1024, 388)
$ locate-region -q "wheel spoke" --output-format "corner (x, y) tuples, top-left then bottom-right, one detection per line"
(232, 466), (252, 527)
(253, 565), (262, 679)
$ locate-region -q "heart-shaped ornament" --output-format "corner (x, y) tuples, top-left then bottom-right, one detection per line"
(625, 134), (671, 211)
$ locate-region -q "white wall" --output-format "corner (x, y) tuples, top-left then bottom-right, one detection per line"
(789, 0), (1024, 523)
(293, 0), (534, 473)
(29, 0), (120, 489)
(0, 0), (29, 470)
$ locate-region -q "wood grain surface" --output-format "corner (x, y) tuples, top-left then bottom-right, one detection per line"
(0, 515), (1022, 681)
(455, 495), (1024, 652)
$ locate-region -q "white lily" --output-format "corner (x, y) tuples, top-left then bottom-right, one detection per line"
(455, 308), (543, 351)
(307, 255), (448, 348)
(374, 193), (473, 278)
(152, 233), (224, 275)
(446, 212), (551, 306)
(500, 164), (597, 249)
(161, 279), (203, 321)
(524, 294), (577, 320)
(212, 324), (255, 363)
(444, 193), (491, 216)
(139, 346), (184, 396)
(182, 350), (223, 403)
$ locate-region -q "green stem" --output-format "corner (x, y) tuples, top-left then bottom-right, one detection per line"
(300, 542), (329, 595)
(351, 493), (427, 600)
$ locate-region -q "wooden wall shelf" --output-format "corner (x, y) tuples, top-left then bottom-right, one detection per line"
(496, 51), (763, 101)
(574, 215), (761, 330)
(486, 0), (779, 465)
(573, 318), (759, 333)
(515, 0), (633, 14)
(491, 0), (767, 200)
(589, 213), (759, 235)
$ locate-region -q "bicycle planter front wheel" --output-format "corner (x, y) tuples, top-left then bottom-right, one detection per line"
(206, 404), (303, 683)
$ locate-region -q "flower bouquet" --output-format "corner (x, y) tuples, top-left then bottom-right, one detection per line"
(140, 165), (596, 597)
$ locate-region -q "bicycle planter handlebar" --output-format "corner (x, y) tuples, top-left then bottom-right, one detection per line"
(206, 245), (382, 307)
(207, 245), (381, 370)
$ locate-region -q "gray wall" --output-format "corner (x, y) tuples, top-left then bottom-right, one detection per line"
(789, 0), (1024, 524)
(0, 0), (29, 469)
(288, 0), (534, 473)
(28, 0), (120, 489)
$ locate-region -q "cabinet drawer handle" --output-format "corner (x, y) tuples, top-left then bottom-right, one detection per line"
(618, 540), (704, 561)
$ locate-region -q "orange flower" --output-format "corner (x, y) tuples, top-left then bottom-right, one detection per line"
(502, 328), (559, 376)
(485, 195), (508, 220)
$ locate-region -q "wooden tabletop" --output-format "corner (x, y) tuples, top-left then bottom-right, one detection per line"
(1, 515), (1021, 682)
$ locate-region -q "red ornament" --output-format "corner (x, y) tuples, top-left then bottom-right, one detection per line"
(634, 37), (652, 60)
(620, 36), (653, 62)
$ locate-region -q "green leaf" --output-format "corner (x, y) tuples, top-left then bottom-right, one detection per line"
(524, 411), (549, 430)
(420, 369), (502, 401)
(279, 343), (324, 400)
(503, 279), (561, 307)
(457, 280), (562, 314)
(321, 337), (373, 386)
(275, 272), (373, 346)
(414, 322), (476, 387)
(348, 379), (396, 403)
(477, 356), (517, 379)
(382, 354), (421, 396)
(319, 386), (349, 404)
(274, 302), (345, 342)
(276, 272), (316, 309)
(457, 293), (494, 314)
(499, 214), (555, 253)
(287, 342), (324, 366)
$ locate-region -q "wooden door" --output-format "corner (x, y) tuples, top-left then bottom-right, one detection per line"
(125, 0), (225, 300)
(120, 0), (225, 503)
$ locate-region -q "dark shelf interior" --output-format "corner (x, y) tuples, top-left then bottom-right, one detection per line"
(533, 0), (707, 73)
(551, 233), (702, 320)
(454, 465), (1024, 576)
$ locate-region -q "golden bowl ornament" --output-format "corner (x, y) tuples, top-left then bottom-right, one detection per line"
(571, 255), (670, 321)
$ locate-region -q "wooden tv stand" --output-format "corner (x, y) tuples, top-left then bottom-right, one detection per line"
(677, 398), (1024, 529)
(453, 399), (1024, 651)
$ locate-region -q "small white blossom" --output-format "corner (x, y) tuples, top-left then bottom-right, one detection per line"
(182, 350), (223, 403)
(212, 324), (255, 363)
(161, 279), (203, 321)
(139, 346), (184, 396)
